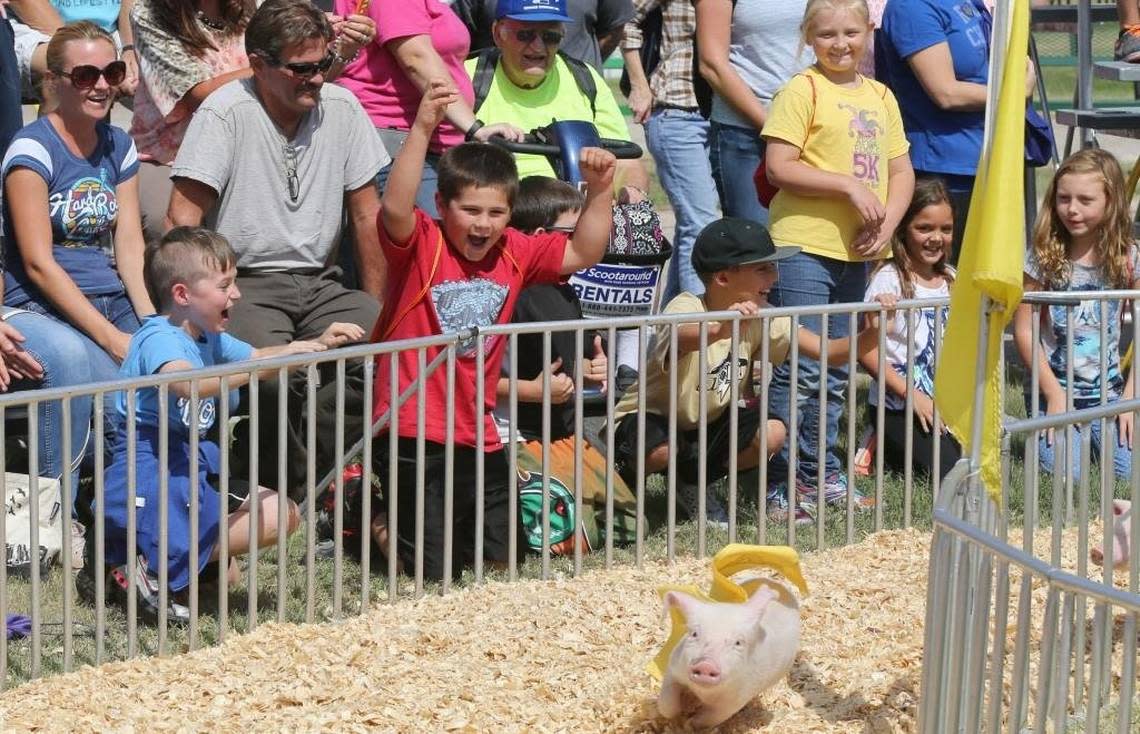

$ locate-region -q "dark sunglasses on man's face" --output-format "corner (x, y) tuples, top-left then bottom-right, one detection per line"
(512, 28), (564, 46)
(272, 50), (336, 79)
(57, 60), (127, 89)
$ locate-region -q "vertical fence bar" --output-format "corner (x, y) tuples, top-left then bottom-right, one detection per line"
(874, 311), (887, 530)
(277, 366), (289, 624)
(728, 317), (740, 541)
(157, 385), (170, 650)
(504, 333), (516, 584)
(247, 374), (261, 630)
(572, 327), (584, 576)
(216, 378), (231, 641)
(414, 348), (426, 596)
(125, 390), (138, 656)
(604, 326), (617, 569)
(360, 356), (374, 609)
(816, 313), (828, 550)
(187, 383), (200, 648)
(787, 315), (800, 545)
(758, 317), (770, 544)
(333, 359), (347, 616)
(59, 396), (73, 672)
(443, 345), (456, 592)
(301, 365), (316, 623)
(696, 322), (708, 557)
(26, 404), (40, 675)
(475, 333), (488, 583)
(904, 305), (916, 528)
(540, 331), (552, 580)
(93, 395), (107, 662)
(387, 353), (400, 601)
(845, 310), (858, 544)
(932, 305), (943, 501)
(667, 323), (678, 559)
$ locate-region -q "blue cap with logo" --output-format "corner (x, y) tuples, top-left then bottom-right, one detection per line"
(495, 0), (572, 22)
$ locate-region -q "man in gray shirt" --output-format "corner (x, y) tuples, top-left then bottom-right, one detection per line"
(166, 0), (389, 499)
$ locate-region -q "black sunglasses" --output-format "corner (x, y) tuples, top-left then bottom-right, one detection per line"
(56, 61), (127, 89)
(512, 28), (564, 46)
(271, 50), (336, 79)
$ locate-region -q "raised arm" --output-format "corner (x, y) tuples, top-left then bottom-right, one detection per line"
(560, 147), (618, 274)
(382, 81), (456, 243)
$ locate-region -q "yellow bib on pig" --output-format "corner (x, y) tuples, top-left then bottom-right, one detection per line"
(647, 544), (809, 682)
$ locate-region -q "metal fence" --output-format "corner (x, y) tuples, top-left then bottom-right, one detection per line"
(921, 292), (1140, 733)
(4, 290), (1139, 703)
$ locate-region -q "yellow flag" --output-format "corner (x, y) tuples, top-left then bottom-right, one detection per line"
(933, 0), (1028, 503)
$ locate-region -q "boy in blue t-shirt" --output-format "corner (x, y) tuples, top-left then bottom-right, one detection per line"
(90, 226), (362, 623)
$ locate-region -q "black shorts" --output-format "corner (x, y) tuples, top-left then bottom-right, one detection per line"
(377, 437), (526, 581)
(613, 398), (781, 486)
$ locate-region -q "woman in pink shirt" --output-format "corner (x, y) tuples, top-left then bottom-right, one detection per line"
(334, 0), (522, 216)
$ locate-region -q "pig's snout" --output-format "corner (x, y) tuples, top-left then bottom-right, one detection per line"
(689, 658), (722, 686)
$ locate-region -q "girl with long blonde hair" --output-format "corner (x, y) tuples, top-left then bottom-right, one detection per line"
(1013, 148), (1139, 480)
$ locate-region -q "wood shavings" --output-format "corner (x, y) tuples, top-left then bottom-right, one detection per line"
(0, 527), (1126, 732)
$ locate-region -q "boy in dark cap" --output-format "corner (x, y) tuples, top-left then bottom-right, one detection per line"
(612, 217), (893, 526)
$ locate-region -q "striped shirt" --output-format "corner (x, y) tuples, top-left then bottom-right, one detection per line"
(621, 0), (698, 110)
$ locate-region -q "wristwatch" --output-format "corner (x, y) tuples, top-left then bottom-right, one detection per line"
(465, 120), (485, 142)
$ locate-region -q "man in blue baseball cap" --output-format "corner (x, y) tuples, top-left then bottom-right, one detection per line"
(465, 0), (650, 193)
(464, 0), (634, 71)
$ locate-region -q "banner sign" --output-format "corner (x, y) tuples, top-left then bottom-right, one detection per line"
(569, 263), (661, 318)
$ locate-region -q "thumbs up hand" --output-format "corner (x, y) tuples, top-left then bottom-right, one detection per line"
(583, 335), (608, 387)
(547, 356), (575, 404)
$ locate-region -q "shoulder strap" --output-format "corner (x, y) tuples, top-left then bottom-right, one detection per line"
(471, 48), (501, 114)
(800, 73), (818, 149)
(557, 51), (598, 117)
(380, 232), (445, 342)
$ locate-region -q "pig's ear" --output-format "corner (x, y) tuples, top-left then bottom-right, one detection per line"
(662, 591), (703, 625)
(743, 585), (778, 622)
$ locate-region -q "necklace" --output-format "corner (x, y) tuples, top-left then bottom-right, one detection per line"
(196, 10), (227, 31)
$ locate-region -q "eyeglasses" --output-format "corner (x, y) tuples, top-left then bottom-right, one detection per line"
(511, 29), (564, 46)
(548, 225), (576, 233)
(270, 50), (336, 80)
(283, 143), (300, 202)
(55, 61), (127, 89)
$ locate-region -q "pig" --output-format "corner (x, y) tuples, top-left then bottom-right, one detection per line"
(1091, 499), (1133, 570)
(657, 579), (801, 729)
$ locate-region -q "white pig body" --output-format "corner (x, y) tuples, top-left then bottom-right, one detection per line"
(657, 578), (801, 728)
(1092, 499), (1133, 570)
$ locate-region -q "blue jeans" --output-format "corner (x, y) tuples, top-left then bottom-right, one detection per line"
(16, 291), (141, 457)
(645, 107), (720, 301)
(5, 311), (93, 494)
(767, 252), (867, 486)
(1029, 397), (1133, 480)
(710, 120), (768, 226)
(375, 152), (441, 219)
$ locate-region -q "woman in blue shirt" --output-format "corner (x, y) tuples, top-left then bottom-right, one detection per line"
(2, 21), (153, 451)
(878, 0), (1033, 261)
